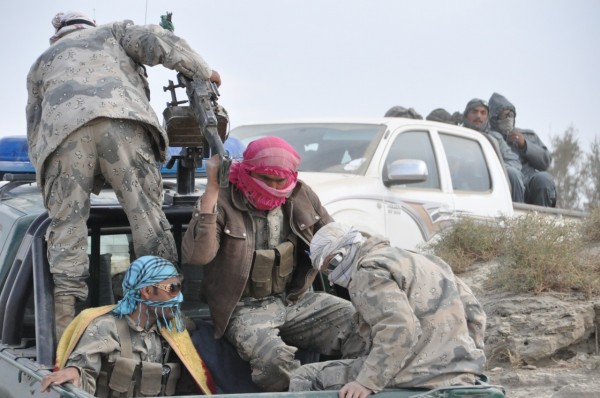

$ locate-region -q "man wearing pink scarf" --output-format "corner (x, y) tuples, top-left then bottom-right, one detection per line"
(183, 136), (362, 392)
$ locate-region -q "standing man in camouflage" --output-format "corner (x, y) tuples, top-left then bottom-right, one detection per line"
(488, 92), (556, 207)
(462, 98), (525, 202)
(289, 222), (486, 396)
(26, 11), (222, 338)
(182, 137), (362, 392)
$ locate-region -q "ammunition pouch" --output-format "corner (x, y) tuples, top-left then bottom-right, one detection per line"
(139, 362), (163, 396)
(108, 357), (138, 397)
(95, 317), (182, 397)
(96, 359), (181, 397)
(247, 240), (295, 298)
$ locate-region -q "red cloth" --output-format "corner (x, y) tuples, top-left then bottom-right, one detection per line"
(229, 136), (301, 210)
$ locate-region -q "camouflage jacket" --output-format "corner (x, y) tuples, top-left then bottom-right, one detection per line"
(349, 236), (486, 392)
(26, 21), (213, 188)
(65, 313), (163, 394)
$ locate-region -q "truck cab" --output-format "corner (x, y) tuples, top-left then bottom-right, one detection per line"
(230, 118), (514, 250)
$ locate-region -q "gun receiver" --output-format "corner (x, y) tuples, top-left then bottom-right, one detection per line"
(163, 73), (232, 202)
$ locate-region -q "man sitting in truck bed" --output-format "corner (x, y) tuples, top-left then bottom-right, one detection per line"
(461, 98), (525, 203)
(40, 255), (215, 396)
(488, 92), (557, 207)
(182, 137), (364, 391)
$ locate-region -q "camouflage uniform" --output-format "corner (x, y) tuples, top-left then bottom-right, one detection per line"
(183, 183), (363, 391)
(226, 292), (361, 392)
(65, 313), (163, 395)
(289, 236), (486, 393)
(224, 206), (363, 391)
(26, 21), (214, 300)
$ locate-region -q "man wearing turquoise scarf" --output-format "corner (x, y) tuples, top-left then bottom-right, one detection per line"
(41, 256), (215, 396)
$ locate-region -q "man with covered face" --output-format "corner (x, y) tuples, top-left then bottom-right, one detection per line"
(488, 92), (557, 207)
(289, 222), (487, 397)
(40, 256), (215, 396)
(462, 98), (525, 202)
(182, 137), (361, 392)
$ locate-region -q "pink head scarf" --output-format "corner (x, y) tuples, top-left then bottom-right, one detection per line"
(229, 136), (301, 211)
(50, 11), (96, 44)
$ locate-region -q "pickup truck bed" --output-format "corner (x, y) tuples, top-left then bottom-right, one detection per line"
(0, 139), (507, 397)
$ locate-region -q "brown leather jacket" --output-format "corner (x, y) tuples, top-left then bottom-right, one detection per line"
(182, 180), (333, 337)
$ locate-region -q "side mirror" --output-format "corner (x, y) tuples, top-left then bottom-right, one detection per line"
(383, 159), (428, 187)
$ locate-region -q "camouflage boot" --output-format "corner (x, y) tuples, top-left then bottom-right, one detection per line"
(54, 295), (75, 339)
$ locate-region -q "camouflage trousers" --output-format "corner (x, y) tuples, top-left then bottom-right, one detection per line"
(43, 118), (177, 300)
(224, 292), (365, 392)
(289, 357), (364, 392)
(289, 358), (479, 392)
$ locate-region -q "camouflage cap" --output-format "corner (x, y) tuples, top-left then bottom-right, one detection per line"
(50, 11), (96, 44)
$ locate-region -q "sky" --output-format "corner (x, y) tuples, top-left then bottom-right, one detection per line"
(3, 0), (599, 150)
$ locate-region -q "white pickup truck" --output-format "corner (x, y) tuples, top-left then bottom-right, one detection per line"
(230, 118), (583, 250)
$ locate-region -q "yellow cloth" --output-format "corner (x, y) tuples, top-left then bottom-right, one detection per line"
(55, 305), (214, 395)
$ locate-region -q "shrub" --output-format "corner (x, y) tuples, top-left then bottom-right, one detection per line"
(490, 213), (599, 297)
(581, 207), (600, 243)
(424, 213), (600, 297)
(421, 217), (505, 273)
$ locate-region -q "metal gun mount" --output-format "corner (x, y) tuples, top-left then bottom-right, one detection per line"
(162, 73), (231, 205)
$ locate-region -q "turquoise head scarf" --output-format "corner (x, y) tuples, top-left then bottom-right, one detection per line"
(111, 255), (185, 332)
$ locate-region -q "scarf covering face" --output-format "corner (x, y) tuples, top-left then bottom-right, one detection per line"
(309, 222), (366, 289)
(496, 115), (516, 135)
(111, 255), (185, 332)
(49, 11), (96, 44)
(229, 136), (301, 211)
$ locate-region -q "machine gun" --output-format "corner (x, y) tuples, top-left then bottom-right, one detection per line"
(162, 73), (232, 204)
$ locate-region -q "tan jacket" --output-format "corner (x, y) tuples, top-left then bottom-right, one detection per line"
(182, 180), (333, 337)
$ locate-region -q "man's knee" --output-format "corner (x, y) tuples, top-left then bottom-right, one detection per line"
(529, 171), (555, 189)
(526, 172), (556, 207)
(288, 365), (318, 392)
(250, 345), (300, 391)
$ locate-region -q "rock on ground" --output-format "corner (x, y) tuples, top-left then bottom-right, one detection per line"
(459, 260), (600, 397)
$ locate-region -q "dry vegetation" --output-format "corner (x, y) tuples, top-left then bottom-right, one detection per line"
(422, 212), (600, 298)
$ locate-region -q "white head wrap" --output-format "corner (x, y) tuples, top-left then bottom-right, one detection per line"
(50, 11), (96, 44)
(310, 222), (365, 288)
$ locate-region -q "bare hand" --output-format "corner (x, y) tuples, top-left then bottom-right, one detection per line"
(508, 130), (525, 148)
(210, 70), (222, 87)
(40, 367), (81, 392)
(199, 154), (221, 213)
(339, 381), (372, 398)
(205, 154), (220, 191)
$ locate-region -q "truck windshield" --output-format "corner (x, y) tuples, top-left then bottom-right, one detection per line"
(230, 123), (385, 174)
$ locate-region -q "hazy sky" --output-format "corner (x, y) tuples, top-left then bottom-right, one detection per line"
(3, 0), (599, 149)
